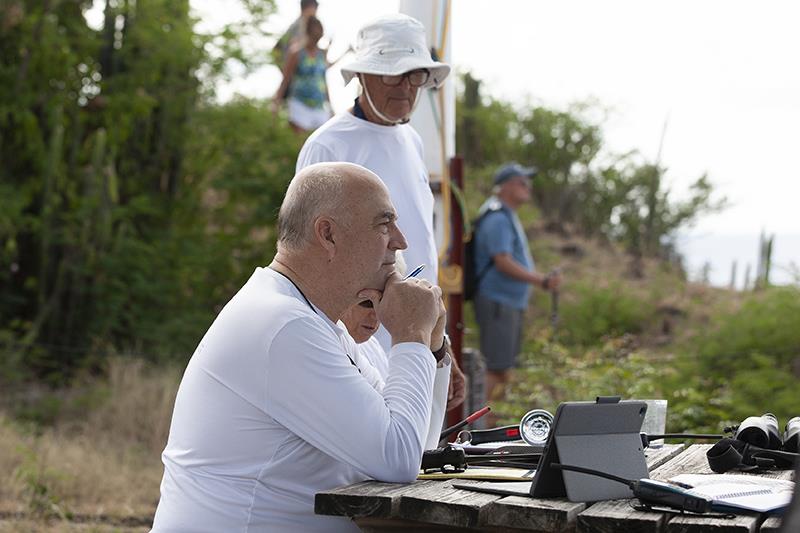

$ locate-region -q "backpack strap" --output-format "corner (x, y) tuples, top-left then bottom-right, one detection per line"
(472, 206), (517, 291)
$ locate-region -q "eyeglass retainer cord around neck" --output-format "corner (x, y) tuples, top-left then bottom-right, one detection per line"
(354, 75), (421, 126)
(269, 267), (361, 374)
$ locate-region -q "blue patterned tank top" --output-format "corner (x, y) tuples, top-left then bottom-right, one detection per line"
(288, 49), (327, 109)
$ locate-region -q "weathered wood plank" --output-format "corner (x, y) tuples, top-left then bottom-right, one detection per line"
(649, 444), (714, 481)
(354, 516), (539, 532)
(316, 444), (794, 532)
(645, 444), (686, 470)
(485, 494), (585, 532)
(664, 513), (759, 533)
(759, 516), (783, 532)
(395, 480), (502, 528)
(315, 480), (410, 518)
(354, 516), (485, 532)
(577, 499), (665, 533)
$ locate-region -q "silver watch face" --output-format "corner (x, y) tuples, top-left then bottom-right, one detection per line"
(519, 409), (554, 446)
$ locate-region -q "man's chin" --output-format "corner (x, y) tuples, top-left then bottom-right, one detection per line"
(368, 268), (396, 292)
(384, 106), (412, 122)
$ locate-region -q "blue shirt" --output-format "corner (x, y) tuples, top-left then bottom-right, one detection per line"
(474, 197), (534, 310)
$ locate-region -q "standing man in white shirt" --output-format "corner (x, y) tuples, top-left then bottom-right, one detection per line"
(152, 162), (451, 533)
(296, 13), (448, 337)
(296, 13), (465, 403)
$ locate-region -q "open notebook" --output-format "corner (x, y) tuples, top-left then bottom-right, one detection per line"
(671, 474), (794, 513)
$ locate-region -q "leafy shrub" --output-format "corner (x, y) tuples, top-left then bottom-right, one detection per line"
(559, 281), (654, 346)
(669, 287), (800, 430)
(696, 287), (800, 370)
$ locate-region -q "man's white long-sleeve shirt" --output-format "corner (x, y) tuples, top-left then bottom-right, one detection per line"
(348, 335), (449, 452)
(152, 267), (449, 532)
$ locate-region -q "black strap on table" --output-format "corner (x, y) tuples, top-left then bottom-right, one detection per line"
(640, 433), (723, 448)
(707, 438), (798, 473)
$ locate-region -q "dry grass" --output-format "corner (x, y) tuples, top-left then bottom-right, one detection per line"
(526, 225), (748, 346)
(0, 518), (149, 532)
(0, 358), (181, 527)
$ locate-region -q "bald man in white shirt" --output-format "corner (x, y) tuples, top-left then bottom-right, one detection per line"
(152, 162), (452, 532)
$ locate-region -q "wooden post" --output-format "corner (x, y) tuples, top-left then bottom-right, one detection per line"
(701, 261), (711, 284)
(755, 231), (774, 290)
(764, 234), (774, 287)
(743, 263), (751, 291)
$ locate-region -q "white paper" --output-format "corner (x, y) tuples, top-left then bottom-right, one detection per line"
(669, 474), (794, 513)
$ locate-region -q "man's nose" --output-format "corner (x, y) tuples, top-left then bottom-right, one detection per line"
(366, 309), (379, 327)
(390, 226), (408, 251)
(398, 75), (412, 90)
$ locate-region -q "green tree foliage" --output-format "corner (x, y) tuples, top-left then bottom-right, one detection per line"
(456, 72), (799, 432)
(604, 163), (724, 259)
(456, 72), (725, 258)
(1, 1), (294, 382)
(456, 72), (521, 172)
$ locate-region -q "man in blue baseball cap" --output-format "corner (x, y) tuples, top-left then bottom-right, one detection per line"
(472, 162), (562, 426)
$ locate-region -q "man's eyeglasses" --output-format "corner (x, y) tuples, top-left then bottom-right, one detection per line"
(380, 69), (430, 87)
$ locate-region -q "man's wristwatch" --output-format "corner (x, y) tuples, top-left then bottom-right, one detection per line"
(432, 334), (450, 363)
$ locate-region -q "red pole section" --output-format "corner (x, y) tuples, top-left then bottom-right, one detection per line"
(446, 155), (465, 431)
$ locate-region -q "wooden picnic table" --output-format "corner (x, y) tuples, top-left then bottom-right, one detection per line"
(315, 444), (794, 532)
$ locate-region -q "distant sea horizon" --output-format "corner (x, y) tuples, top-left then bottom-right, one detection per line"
(676, 232), (800, 290)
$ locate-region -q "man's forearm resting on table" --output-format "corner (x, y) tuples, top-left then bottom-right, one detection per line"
(268, 321), (436, 483)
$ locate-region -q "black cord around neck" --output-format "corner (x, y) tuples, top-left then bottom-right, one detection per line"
(269, 267), (361, 374)
(270, 267), (316, 313)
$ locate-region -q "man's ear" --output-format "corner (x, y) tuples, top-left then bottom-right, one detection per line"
(314, 216), (337, 260)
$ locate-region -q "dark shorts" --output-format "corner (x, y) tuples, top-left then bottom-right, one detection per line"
(474, 295), (524, 371)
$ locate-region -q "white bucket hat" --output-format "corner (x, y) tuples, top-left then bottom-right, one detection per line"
(340, 13), (451, 90)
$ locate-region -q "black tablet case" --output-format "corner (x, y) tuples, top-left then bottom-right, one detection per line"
(454, 398), (649, 502)
(530, 398), (648, 501)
